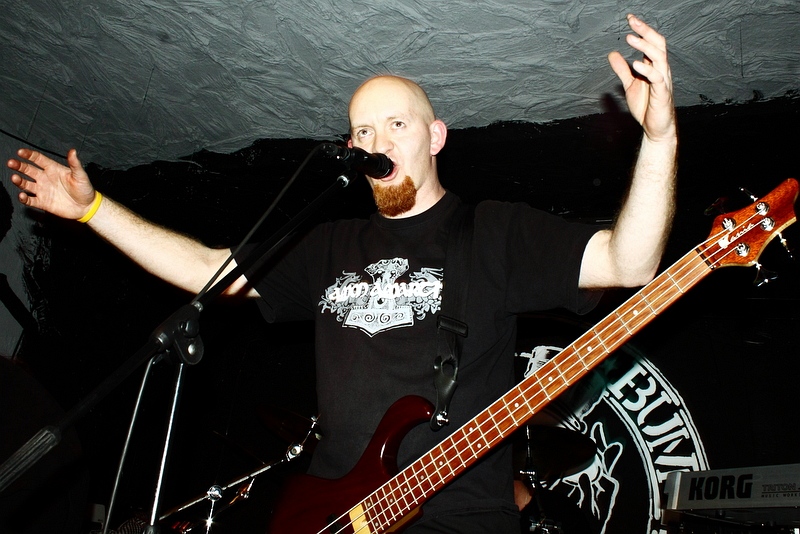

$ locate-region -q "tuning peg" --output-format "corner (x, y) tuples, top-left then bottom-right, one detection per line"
(753, 262), (779, 287)
(739, 187), (759, 202)
(704, 196), (729, 216)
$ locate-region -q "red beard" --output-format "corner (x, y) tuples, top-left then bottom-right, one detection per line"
(373, 176), (417, 217)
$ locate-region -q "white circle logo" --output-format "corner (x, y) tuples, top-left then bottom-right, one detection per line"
(515, 316), (709, 533)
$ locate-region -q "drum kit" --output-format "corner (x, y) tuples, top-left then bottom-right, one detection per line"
(150, 404), (596, 534)
(513, 424), (597, 534)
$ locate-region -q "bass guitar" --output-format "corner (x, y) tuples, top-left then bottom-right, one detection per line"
(269, 178), (798, 534)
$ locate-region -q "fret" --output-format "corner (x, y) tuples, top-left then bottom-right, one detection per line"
(425, 472), (441, 496)
(593, 314), (630, 352)
(557, 350), (585, 384)
(371, 495), (391, 532)
(376, 495), (391, 521)
(406, 466), (422, 505)
(363, 494), (379, 530)
(668, 254), (707, 294)
(590, 326), (611, 354)
(646, 257), (704, 311)
(427, 464), (445, 491)
(381, 487), (398, 526)
(489, 398), (516, 437)
(397, 472), (413, 509)
(479, 408), (503, 443)
(462, 425), (482, 457)
(530, 374), (552, 403)
(382, 482), (397, 517)
(459, 430), (476, 463)
(554, 364), (566, 382)
(615, 293), (654, 331)
(547, 355), (572, 396)
(539, 365), (565, 398)
(515, 388), (535, 417)
(614, 309), (635, 336)
(506, 388), (535, 426)
(369, 492), (385, 523)
(647, 286), (680, 314)
(573, 337), (601, 368)
(416, 458), (433, 496)
(392, 479), (407, 514)
(431, 443), (445, 480)
(500, 394), (520, 427)
(378, 492), (398, 528)
(433, 442), (452, 479)
(664, 270), (684, 294)
(524, 384), (550, 414)
(366, 498), (378, 528)
(574, 346), (590, 371)
(442, 435), (460, 478)
(415, 459), (436, 496)
(415, 463), (428, 498)
(381, 482), (393, 508)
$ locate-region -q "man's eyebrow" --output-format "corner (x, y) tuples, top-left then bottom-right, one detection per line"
(350, 112), (414, 130)
(388, 111), (414, 121)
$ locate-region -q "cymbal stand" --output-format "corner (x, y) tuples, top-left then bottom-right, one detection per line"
(519, 426), (563, 534)
(161, 416), (319, 533)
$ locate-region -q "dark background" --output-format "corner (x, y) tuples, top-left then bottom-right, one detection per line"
(2, 94), (799, 533)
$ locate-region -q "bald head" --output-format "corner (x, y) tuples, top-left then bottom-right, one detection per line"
(346, 74), (448, 218)
(348, 75), (436, 131)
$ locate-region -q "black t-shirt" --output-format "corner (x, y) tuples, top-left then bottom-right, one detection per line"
(243, 191), (601, 520)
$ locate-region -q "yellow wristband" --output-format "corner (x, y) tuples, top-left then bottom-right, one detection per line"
(77, 192), (103, 223)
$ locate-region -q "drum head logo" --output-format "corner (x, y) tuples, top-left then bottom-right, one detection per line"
(515, 316), (708, 534)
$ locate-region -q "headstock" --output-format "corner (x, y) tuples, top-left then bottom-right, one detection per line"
(699, 178), (798, 269)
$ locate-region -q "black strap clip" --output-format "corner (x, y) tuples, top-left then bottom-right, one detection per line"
(431, 315), (468, 430)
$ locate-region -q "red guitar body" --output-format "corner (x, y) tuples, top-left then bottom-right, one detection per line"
(268, 395), (434, 533)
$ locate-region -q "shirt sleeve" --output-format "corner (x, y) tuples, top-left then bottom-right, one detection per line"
(232, 228), (320, 323)
(476, 200), (603, 315)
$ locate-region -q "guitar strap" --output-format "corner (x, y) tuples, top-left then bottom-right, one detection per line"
(430, 202), (475, 431)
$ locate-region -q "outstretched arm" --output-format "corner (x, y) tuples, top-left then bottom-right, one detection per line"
(8, 148), (252, 296)
(579, 14), (677, 289)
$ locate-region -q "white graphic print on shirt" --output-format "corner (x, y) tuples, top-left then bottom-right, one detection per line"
(319, 257), (443, 337)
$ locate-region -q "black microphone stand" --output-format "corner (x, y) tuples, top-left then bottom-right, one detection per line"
(0, 143), (355, 533)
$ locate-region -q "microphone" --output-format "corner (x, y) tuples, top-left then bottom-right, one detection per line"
(321, 143), (394, 178)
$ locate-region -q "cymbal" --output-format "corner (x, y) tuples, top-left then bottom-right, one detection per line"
(513, 425), (596, 483)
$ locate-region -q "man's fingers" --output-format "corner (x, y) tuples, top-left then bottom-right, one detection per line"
(627, 14), (666, 49)
(625, 18), (668, 69)
(607, 51), (634, 88)
(627, 37), (667, 71)
(66, 149), (84, 174)
(11, 159), (42, 182)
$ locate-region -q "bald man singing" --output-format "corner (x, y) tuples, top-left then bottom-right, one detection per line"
(8, 14), (676, 533)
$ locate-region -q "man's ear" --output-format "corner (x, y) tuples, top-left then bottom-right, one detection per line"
(429, 120), (447, 156)
(347, 138), (354, 148)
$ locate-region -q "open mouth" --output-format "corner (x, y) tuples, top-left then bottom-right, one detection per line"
(371, 163), (398, 181)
